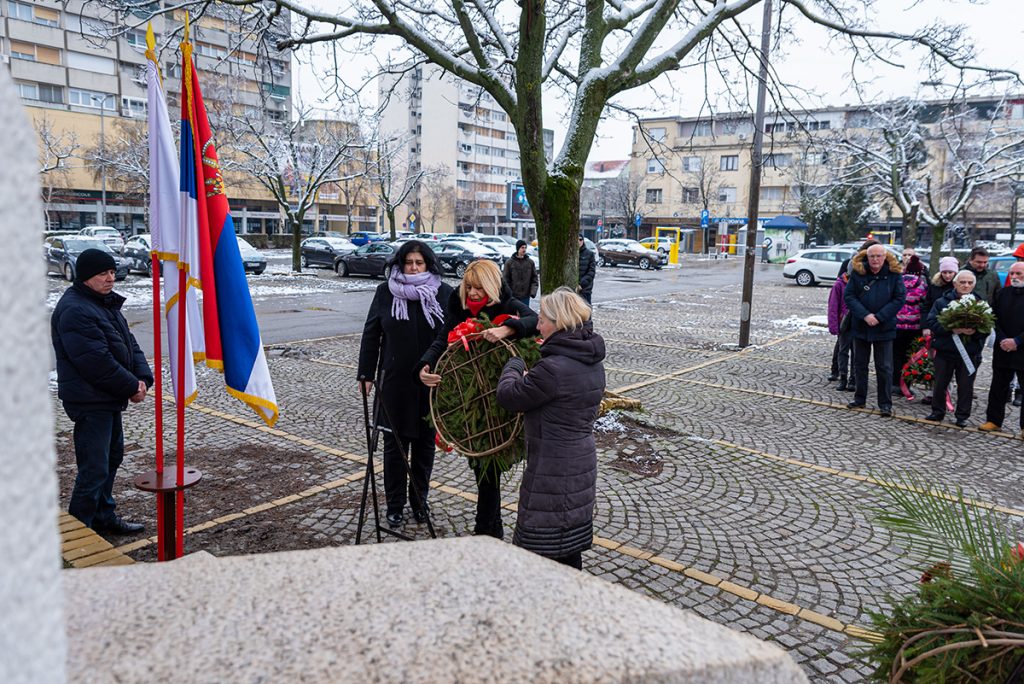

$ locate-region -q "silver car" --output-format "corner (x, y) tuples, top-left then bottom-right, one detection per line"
(782, 248), (856, 286)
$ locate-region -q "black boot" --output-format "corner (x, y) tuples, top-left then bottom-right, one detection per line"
(1015, 389), (1023, 408)
(836, 375), (848, 391)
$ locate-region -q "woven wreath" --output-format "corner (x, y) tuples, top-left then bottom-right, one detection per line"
(429, 315), (541, 479)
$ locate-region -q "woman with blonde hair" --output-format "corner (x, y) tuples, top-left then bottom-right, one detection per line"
(420, 258), (537, 539)
(496, 287), (606, 570)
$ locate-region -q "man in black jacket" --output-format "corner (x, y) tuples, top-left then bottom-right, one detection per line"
(577, 234), (596, 304)
(502, 240), (539, 307)
(980, 262), (1024, 436)
(51, 249), (153, 535)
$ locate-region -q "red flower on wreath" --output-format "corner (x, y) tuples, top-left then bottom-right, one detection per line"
(447, 319), (484, 349)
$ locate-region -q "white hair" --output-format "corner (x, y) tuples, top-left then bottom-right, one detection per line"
(954, 269), (976, 283)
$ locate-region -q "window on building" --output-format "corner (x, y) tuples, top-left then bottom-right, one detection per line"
(18, 82), (64, 104)
(720, 155), (739, 171)
(647, 127), (666, 142)
(69, 88), (116, 110)
(693, 121), (712, 137)
(720, 120), (740, 135)
(718, 186), (737, 203)
(681, 187), (700, 203)
(477, 145), (490, 156)
(196, 42), (228, 59)
(165, 61), (181, 78)
(759, 186), (785, 201)
(10, 40), (35, 60)
(121, 96), (147, 118)
(803, 151), (828, 166)
(459, 143), (472, 154)
(262, 83), (289, 100)
(765, 122), (787, 133)
(125, 29), (149, 49)
(645, 188), (663, 204)
(647, 158), (666, 174)
(492, 148), (505, 157)
(764, 153), (791, 168)
(805, 120), (831, 131)
(8, 1), (58, 26)
(494, 111), (507, 122)
(681, 156), (702, 172)
(68, 51), (116, 75)
(457, 180), (471, 189)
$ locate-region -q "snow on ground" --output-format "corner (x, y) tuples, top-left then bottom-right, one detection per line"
(594, 412), (630, 433)
(770, 315), (829, 332)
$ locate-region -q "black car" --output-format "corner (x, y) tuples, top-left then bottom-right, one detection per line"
(301, 236), (356, 268)
(122, 234), (153, 275)
(45, 236), (129, 281)
(434, 240), (503, 278)
(335, 242), (397, 277)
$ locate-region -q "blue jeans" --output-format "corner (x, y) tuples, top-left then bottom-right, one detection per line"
(66, 408), (124, 528)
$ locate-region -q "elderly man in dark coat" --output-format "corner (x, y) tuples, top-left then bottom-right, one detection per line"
(980, 262), (1024, 436)
(51, 248), (153, 535)
(844, 244), (906, 417)
(497, 287), (605, 570)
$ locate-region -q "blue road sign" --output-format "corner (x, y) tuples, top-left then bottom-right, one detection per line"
(700, 209), (710, 227)
(634, 213), (642, 228)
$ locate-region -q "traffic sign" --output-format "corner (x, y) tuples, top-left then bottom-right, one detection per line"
(700, 209), (709, 228)
(634, 214), (642, 228)
(597, 217), (603, 227)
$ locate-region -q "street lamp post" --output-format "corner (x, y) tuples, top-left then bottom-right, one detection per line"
(91, 93), (115, 226)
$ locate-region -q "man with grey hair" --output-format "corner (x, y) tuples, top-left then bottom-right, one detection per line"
(924, 270), (986, 428)
(844, 244), (906, 417)
(980, 262), (1024, 436)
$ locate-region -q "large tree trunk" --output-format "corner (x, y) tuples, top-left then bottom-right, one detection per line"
(928, 221), (946, 275)
(902, 206), (919, 248)
(291, 215), (303, 272)
(534, 173), (582, 294)
(386, 208), (397, 239)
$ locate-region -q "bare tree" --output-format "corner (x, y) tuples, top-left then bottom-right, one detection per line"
(333, 145), (374, 234)
(223, 110), (366, 271)
(35, 113), (79, 230)
(97, 0), (1018, 290)
(372, 131), (430, 239)
(83, 118), (150, 228)
(606, 172), (643, 240)
(417, 164), (455, 231)
(682, 154), (723, 217)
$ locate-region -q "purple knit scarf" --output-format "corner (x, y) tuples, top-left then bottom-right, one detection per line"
(388, 270), (444, 328)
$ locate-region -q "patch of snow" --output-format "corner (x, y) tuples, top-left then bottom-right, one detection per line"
(594, 412), (629, 433)
(48, 370), (58, 393)
(770, 316), (828, 332)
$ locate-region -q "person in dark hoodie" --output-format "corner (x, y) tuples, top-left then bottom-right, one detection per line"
(844, 244), (906, 417)
(51, 248), (153, 535)
(420, 259), (538, 539)
(924, 270), (987, 428)
(979, 262), (1024, 436)
(502, 239), (539, 307)
(497, 287), (606, 570)
(577, 234), (596, 304)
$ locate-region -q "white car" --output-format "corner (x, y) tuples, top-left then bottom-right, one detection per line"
(476, 235), (516, 259)
(783, 247), (856, 286)
(79, 225), (125, 252)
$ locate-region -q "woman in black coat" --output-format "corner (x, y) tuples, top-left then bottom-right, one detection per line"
(358, 241), (454, 528)
(496, 287), (606, 570)
(420, 259), (537, 539)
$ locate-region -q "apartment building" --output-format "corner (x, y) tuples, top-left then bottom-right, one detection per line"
(6, 0), (303, 234)
(379, 64), (553, 235)
(631, 96), (1024, 250)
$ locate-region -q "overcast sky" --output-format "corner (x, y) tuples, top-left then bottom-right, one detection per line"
(292, 0), (1023, 163)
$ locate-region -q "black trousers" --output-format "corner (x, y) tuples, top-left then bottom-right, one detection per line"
(66, 408), (124, 528)
(553, 551), (583, 570)
(892, 329), (921, 377)
(382, 431), (435, 516)
(932, 354), (977, 421)
(986, 366), (1024, 428)
(470, 460), (504, 540)
(852, 338), (894, 410)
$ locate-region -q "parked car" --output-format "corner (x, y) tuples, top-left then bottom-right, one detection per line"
(348, 231), (387, 246)
(79, 225), (125, 252)
(596, 239), (664, 270)
(435, 240), (503, 277)
(45, 236), (129, 281)
(639, 236), (677, 254)
(411, 232), (443, 242)
(300, 236), (356, 268)
(235, 236), (267, 274)
(476, 235), (516, 259)
(122, 233), (153, 275)
(335, 242), (397, 277)
(783, 247), (856, 286)
(988, 255), (1017, 285)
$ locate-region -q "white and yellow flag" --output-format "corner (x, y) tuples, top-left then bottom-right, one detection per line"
(145, 25), (203, 405)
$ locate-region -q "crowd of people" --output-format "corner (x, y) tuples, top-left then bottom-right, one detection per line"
(827, 241), (1024, 434)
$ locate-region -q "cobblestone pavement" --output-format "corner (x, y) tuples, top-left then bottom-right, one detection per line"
(52, 266), (1024, 682)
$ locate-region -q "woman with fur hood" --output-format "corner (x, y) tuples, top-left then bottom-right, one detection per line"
(843, 244), (907, 416)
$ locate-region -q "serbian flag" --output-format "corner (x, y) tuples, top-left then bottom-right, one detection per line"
(146, 25), (202, 406)
(180, 21), (278, 426)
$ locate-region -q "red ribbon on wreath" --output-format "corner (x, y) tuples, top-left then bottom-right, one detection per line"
(900, 337), (954, 411)
(447, 319), (484, 350)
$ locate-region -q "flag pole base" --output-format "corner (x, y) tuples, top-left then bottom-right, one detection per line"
(134, 468), (203, 561)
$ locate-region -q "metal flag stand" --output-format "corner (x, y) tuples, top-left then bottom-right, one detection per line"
(355, 372), (438, 544)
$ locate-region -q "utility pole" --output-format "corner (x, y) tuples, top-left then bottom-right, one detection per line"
(738, 0), (773, 348)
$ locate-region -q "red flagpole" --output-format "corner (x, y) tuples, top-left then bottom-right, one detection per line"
(176, 266), (186, 557)
(152, 254), (165, 561)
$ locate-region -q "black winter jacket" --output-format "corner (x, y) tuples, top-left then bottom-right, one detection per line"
(992, 286), (1024, 370)
(358, 281), (455, 438)
(502, 254), (538, 300)
(924, 279), (954, 325)
(497, 322), (606, 558)
(578, 246), (596, 297)
(844, 251), (906, 342)
(51, 282), (153, 412)
(925, 290), (988, 362)
(420, 283), (538, 370)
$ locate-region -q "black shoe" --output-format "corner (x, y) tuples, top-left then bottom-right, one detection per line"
(847, 401), (866, 409)
(843, 384), (856, 392)
(879, 408), (893, 418)
(413, 504), (430, 524)
(924, 412), (944, 422)
(835, 376), (848, 391)
(828, 374), (840, 382)
(386, 512), (404, 528)
(1015, 390), (1023, 408)
(94, 516), (144, 535)
(955, 418), (968, 428)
